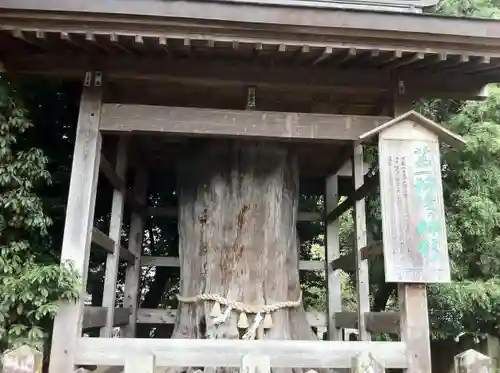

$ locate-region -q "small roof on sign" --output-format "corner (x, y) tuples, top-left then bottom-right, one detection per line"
(358, 110), (466, 149)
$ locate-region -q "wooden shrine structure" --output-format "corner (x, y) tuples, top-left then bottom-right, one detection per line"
(1, 1), (500, 373)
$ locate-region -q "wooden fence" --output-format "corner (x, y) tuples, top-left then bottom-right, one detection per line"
(0, 344), (493, 373)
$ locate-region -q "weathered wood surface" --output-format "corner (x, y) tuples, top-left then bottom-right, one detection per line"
(48, 73), (102, 373)
(124, 354), (155, 373)
(352, 144), (370, 341)
(1, 346), (42, 373)
(135, 308), (326, 328)
(83, 307), (131, 329)
(351, 352), (384, 373)
(454, 350), (493, 373)
(74, 338), (408, 368)
(140, 255), (325, 271)
(330, 242), (383, 271)
(399, 283), (431, 373)
(101, 136), (128, 337)
(241, 353), (271, 373)
(379, 119), (450, 283)
(99, 104), (390, 141)
(173, 141), (318, 343)
(121, 168), (148, 337)
(91, 227), (134, 263)
(325, 173), (342, 340)
(335, 312), (399, 334)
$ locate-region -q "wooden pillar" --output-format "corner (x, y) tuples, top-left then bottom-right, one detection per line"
(100, 136), (128, 337)
(121, 168), (148, 337)
(393, 80), (431, 373)
(324, 174), (342, 340)
(352, 145), (370, 341)
(48, 71), (103, 373)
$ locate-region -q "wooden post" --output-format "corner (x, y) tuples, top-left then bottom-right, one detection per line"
(124, 354), (155, 373)
(1, 346), (43, 373)
(325, 173), (342, 340)
(121, 167), (148, 337)
(351, 352), (385, 373)
(352, 144), (370, 341)
(100, 136), (129, 337)
(241, 353), (271, 373)
(455, 350), (493, 373)
(48, 71), (103, 373)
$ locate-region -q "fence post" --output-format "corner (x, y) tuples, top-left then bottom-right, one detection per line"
(351, 352), (385, 373)
(455, 349), (493, 373)
(124, 353), (155, 373)
(241, 353), (271, 373)
(1, 345), (43, 373)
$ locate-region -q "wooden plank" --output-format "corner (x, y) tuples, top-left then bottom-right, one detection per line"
(140, 256), (324, 271)
(352, 144), (370, 341)
(99, 104), (389, 142)
(379, 120), (450, 283)
(398, 284), (431, 373)
(125, 354), (155, 373)
(331, 242), (383, 271)
(136, 308), (326, 328)
(83, 307), (131, 329)
(100, 136), (128, 337)
(49, 73), (102, 373)
(324, 174), (342, 340)
(92, 227), (135, 264)
(148, 206), (323, 222)
(326, 171), (379, 223)
(334, 312), (400, 334)
(121, 168), (148, 338)
(74, 338), (409, 369)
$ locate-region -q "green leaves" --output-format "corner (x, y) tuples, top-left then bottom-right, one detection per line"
(0, 78), (79, 351)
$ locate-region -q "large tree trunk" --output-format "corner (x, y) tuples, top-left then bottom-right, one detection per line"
(171, 140), (317, 370)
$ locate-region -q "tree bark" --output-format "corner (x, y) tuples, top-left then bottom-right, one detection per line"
(171, 140), (317, 368)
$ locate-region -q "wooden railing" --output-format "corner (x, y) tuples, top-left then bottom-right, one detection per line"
(1, 345), (493, 373)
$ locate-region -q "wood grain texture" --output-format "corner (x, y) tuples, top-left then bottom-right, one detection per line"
(101, 136), (128, 337)
(99, 104), (389, 141)
(352, 144), (370, 340)
(324, 174), (342, 340)
(48, 78), (102, 373)
(83, 307), (130, 329)
(74, 338), (409, 368)
(124, 354), (155, 373)
(379, 121), (450, 283)
(334, 312), (400, 334)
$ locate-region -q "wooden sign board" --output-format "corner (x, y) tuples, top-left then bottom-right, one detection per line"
(378, 119), (451, 283)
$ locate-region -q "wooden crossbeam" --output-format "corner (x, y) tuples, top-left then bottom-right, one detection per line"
(91, 227), (135, 263)
(326, 171), (379, 223)
(99, 104), (390, 142)
(330, 242), (383, 271)
(83, 307), (131, 329)
(75, 338), (408, 368)
(147, 207), (323, 222)
(334, 311), (400, 334)
(141, 256), (324, 271)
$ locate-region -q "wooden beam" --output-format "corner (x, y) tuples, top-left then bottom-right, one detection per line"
(324, 173), (342, 340)
(91, 227), (135, 264)
(100, 104), (390, 141)
(147, 206), (323, 222)
(334, 312), (400, 334)
(101, 136), (128, 337)
(121, 168), (148, 338)
(136, 308), (326, 328)
(49, 71), (102, 373)
(140, 256), (324, 271)
(74, 338), (408, 369)
(326, 171), (379, 223)
(352, 144), (370, 341)
(330, 242), (383, 271)
(83, 307), (131, 330)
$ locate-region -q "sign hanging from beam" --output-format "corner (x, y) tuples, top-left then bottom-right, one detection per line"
(359, 110), (465, 283)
